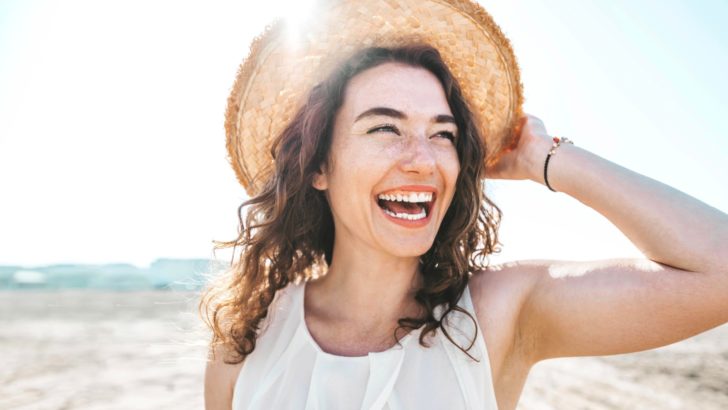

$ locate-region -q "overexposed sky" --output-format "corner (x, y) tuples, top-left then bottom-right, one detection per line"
(0, 0), (726, 267)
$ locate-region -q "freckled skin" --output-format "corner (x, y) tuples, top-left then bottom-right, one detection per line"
(313, 62), (460, 258)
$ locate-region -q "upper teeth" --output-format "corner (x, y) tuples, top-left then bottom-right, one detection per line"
(377, 192), (433, 203)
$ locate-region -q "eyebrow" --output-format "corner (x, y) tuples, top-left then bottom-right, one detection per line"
(353, 106), (456, 125)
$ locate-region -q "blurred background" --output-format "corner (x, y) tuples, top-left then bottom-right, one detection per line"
(0, 0), (726, 409)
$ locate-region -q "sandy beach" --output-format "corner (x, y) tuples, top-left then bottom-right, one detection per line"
(1, 291), (726, 409)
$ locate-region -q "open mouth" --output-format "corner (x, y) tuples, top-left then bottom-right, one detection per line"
(375, 192), (436, 221)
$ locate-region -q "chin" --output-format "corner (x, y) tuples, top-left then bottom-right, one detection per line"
(382, 241), (434, 259)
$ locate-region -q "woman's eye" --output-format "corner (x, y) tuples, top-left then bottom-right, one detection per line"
(436, 131), (456, 142)
(367, 124), (400, 135)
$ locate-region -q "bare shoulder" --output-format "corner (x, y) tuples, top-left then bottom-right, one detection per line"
(467, 261), (548, 408)
(468, 261), (543, 368)
(469, 260), (541, 305)
(204, 343), (246, 410)
(469, 260), (543, 331)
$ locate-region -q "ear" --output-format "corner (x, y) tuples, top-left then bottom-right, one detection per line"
(312, 166), (328, 191)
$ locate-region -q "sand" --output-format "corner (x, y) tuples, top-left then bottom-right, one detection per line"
(1, 291), (726, 409)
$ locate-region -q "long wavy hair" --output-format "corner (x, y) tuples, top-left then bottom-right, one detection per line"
(200, 44), (502, 364)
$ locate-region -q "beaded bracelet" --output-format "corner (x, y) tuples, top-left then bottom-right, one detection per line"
(544, 136), (574, 192)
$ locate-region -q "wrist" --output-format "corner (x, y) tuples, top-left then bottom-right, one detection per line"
(544, 137), (575, 191)
(523, 135), (553, 184)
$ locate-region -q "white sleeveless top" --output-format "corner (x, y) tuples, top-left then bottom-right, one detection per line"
(232, 281), (499, 409)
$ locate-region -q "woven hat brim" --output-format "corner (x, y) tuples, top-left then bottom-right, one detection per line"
(226, 0), (523, 196)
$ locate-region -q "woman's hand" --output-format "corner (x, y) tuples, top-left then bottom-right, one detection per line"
(485, 114), (553, 182)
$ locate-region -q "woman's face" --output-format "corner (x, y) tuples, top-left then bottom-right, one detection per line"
(313, 62), (460, 258)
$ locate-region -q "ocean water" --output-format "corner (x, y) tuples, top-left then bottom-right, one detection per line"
(0, 258), (217, 291)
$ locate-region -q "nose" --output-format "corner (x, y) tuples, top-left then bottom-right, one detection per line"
(400, 135), (436, 175)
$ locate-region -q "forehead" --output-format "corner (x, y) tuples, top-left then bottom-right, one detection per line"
(341, 62), (452, 120)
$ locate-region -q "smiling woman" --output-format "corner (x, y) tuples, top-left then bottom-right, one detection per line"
(202, 44), (505, 409)
(198, 0), (728, 409)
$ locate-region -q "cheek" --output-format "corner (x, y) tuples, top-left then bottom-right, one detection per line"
(346, 139), (397, 173)
(440, 147), (461, 181)
(327, 145), (382, 201)
(440, 151), (461, 209)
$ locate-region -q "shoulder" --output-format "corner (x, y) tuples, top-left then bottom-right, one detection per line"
(204, 343), (246, 410)
(468, 260), (544, 323)
(203, 283), (300, 409)
(468, 261), (546, 368)
(469, 260), (542, 301)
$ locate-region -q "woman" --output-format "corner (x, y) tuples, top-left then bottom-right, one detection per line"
(201, 1), (728, 409)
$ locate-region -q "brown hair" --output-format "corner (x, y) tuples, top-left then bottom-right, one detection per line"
(200, 44), (502, 364)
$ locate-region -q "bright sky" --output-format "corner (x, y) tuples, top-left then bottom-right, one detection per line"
(0, 0), (726, 267)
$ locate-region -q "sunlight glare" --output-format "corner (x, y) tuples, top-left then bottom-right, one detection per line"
(278, 0), (318, 47)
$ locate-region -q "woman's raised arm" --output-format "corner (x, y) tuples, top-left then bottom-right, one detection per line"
(486, 114), (728, 362)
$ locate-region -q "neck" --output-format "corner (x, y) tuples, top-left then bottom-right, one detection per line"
(306, 244), (424, 328)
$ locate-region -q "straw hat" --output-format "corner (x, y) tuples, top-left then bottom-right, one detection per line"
(225, 0), (523, 196)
